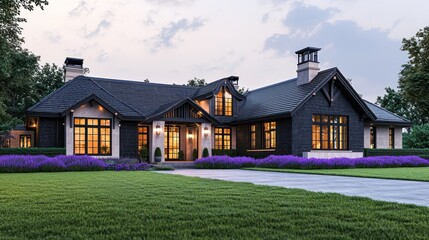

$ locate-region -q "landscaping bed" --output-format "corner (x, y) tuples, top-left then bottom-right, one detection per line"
(0, 155), (172, 173)
(194, 155), (429, 169)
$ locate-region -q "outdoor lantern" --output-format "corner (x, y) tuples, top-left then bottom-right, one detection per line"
(203, 127), (209, 137)
(155, 124), (161, 135)
(188, 130), (193, 140)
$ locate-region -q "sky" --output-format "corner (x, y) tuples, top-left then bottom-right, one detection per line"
(20, 0), (429, 102)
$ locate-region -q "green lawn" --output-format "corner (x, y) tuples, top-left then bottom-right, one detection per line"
(1, 172), (429, 239)
(247, 167), (429, 182)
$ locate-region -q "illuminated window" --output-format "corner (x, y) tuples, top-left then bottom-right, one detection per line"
(250, 124), (256, 149)
(214, 127), (231, 150)
(389, 128), (395, 149)
(19, 135), (31, 148)
(215, 87), (232, 116)
(370, 126), (376, 149)
(263, 122), (276, 149)
(164, 126), (180, 160)
(312, 115), (348, 150)
(74, 118), (111, 155)
(138, 125), (149, 151)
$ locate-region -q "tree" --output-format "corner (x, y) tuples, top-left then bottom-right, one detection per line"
(186, 77), (206, 87)
(376, 87), (425, 125)
(398, 27), (429, 124)
(403, 124), (429, 148)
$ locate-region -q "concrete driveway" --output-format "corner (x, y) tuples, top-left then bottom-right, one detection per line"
(160, 169), (429, 207)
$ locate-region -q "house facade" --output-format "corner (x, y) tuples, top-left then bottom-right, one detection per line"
(25, 48), (411, 161)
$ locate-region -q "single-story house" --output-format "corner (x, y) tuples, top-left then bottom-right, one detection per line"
(25, 47), (411, 161)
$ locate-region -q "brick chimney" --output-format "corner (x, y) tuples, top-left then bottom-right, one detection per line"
(295, 47), (321, 85)
(64, 57), (84, 82)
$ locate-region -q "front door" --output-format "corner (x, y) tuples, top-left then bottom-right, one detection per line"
(164, 126), (180, 160)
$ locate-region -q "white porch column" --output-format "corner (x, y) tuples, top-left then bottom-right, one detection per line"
(151, 121), (165, 162)
(198, 123), (212, 158)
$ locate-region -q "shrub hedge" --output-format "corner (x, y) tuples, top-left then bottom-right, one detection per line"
(364, 148), (429, 157)
(0, 148), (66, 156)
(212, 149), (238, 157)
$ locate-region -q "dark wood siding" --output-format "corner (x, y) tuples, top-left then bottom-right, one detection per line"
(236, 118), (292, 158)
(120, 121), (139, 158)
(37, 117), (65, 147)
(291, 86), (364, 156)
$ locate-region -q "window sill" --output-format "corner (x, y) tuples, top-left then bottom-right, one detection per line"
(247, 149), (275, 152)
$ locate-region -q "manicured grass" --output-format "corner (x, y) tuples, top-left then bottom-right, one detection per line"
(247, 167), (429, 182)
(1, 172), (429, 239)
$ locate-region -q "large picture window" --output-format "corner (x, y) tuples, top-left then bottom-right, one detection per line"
(138, 125), (149, 151)
(389, 128), (395, 149)
(19, 135), (31, 148)
(370, 126), (376, 149)
(215, 87), (232, 116)
(250, 124), (256, 149)
(312, 115), (348, 150)
(74, 118), (111, 155)
(214, 127), (231, 150)
(263, 122), (276, 149)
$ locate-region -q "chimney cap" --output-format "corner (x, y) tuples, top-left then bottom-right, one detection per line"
(295, 47), (321, 54)
(64, 57), (84, 66)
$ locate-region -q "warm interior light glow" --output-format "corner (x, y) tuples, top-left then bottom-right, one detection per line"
(98, 105), (104, 111)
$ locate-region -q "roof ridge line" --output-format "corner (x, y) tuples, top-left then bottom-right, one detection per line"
(363, 100), (411, 123)
(89, 76), (199, 89)
(87, 76), (145, 117)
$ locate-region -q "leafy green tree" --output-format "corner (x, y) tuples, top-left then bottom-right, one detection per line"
(186, 77), (206, 87)
(403, 124), (429, 148)
(398, 27), (429, 124)
(376, 87), (424, 125)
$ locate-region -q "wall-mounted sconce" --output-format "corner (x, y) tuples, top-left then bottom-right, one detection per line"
(155, 124), (161, 135)
(70, 109), (74, 113)
(203, 127), (209, 137)
(187, 130), (193, 140)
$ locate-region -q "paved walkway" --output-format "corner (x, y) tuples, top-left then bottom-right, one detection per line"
(160, 169), (429, 207)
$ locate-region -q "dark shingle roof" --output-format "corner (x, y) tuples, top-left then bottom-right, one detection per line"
(27, 76), (142, 118)
(363, 100), (411, 125)
(236, 68), (337, 121)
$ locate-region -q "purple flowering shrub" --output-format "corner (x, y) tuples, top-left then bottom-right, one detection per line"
(0, 155), (156, 173)
(194, 155), (429, 169)
(105, 163), (151, 171)
(194, 156), (256, 169)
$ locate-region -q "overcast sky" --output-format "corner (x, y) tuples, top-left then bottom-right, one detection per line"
(21, 0), (428, 102)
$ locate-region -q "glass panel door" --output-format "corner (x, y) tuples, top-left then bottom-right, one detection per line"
(164, 126), (180, 160)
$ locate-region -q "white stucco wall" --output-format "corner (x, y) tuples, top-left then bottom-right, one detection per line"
(395, 127), (403, 149)
(65, 102), (120, 158)
(198, 123), (212, 158)
(151, 121), (165, 162)
(303, 151), (363, 158)
(363, 126), (371, 149)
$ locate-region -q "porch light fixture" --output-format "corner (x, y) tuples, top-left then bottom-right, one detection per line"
(187, 130), (193, 140)
(203, 127), (209, 137)
(155, 124), (161, 135)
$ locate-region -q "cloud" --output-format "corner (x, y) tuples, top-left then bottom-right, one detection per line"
(85, 20), (111, 38)
(282, 5), (338, 30)
(264, 5), (406, 101)
(96, 51), (109, 62)
(150, 17), (205, 51)
(145, 0), (194, 6)
(44, 31), (62, 43)
(69, 1), (94, 17)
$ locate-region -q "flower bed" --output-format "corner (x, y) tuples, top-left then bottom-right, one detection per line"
(0, 155), (158, 173)
(194, 155), (429, 169)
